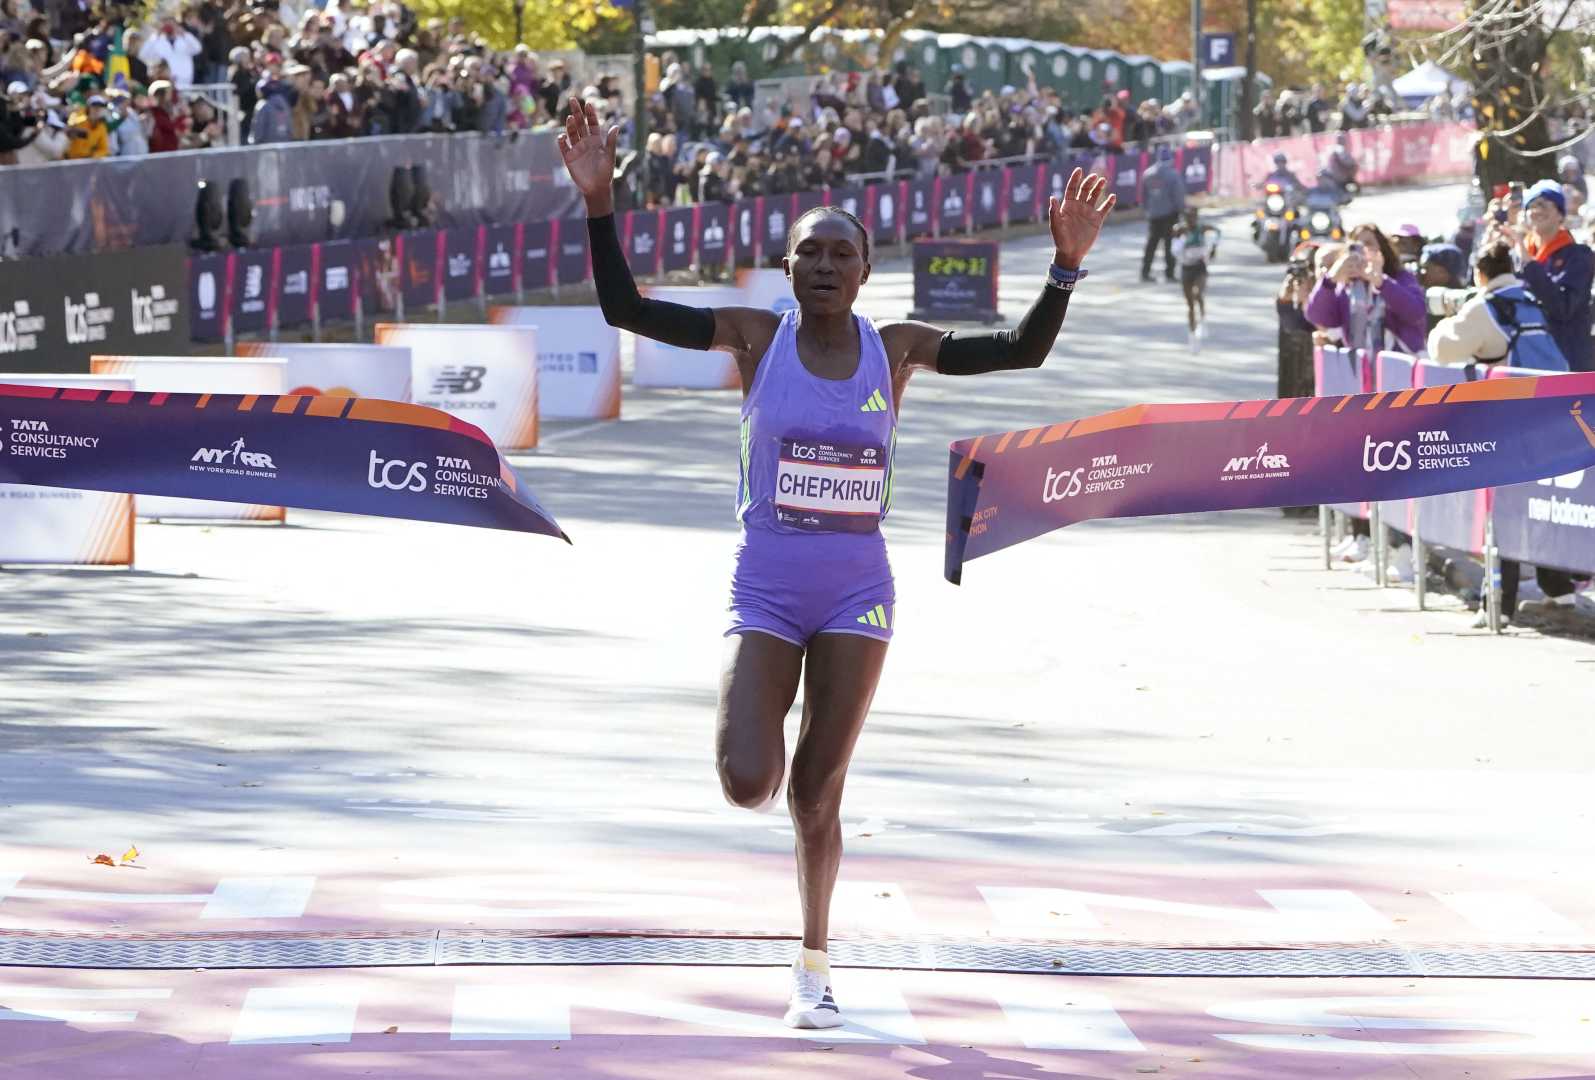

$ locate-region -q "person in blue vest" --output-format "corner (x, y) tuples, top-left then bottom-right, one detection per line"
(1517, 180), (1593, 372)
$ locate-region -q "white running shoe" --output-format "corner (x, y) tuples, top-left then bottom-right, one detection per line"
(783, 957), (843, 1029)
(1336, 535), (1371, 564)
(1187, 326), (1201, 354)
(1330, 534), (1360, 558)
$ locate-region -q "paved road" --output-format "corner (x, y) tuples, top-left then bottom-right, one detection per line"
(4, 180), (1595, 1078)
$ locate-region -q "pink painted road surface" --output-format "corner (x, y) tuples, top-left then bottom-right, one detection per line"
(5, 967), (1595, 1079)
(4, 845), (1594, 945)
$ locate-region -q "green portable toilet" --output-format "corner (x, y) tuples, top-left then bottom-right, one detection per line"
(837, 28), (883, 74)
(1202, 65), (1271, 130)
(975, 36), (1012, 94)
(893, 27), (941, 76)
(1161, 59), (1193, 106)
(1028, 41), (1070, 96)
(1124, 54), (1163, 106)
(937, 33), (983, 93)
(748, 25), (807, 79)
(1006, 38), (1048, 93)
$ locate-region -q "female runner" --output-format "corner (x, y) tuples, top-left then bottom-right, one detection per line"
(559, 100), (1114, 1028)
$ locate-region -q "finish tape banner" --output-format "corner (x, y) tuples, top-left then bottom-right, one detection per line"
(945, 373), (1595, 584)
(0, 384), (567, 541)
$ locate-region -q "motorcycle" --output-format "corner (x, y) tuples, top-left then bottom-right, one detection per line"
(1291, 187), (1345, 245)
(1252, 182), (1293, 263)
(1316, 165), (1360, 206)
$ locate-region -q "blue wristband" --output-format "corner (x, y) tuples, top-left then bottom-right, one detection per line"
(1047, 264), (1088, 291)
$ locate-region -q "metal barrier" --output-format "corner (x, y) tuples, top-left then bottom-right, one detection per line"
(186, 83), (241, 148)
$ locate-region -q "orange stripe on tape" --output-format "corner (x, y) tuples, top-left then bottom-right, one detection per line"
(1414, 385), (1451, 406)
(272, 395), (302, 415)
(1070, 405), (1149, 438)
(1039, 422), (1074, 444)
(348, 398), (453, 430)
(994, 430), (1016, 454)
(305, 395), (345, 418)
(237, 394), (259, 412)
(1362, 392), (1387, 411)
(1299, 396), (1321, 415)
(1390, 388), (1418, 408)
(195, 393), (212, 409)
(1332, 396), (1352, 413)
(1448, 377), (1537, 402)
(1266, 398), (1294, 417)
(1017, 427), (1044, 450)
(954, 436), (984, 480)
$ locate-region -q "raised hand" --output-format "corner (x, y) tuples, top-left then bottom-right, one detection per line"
(558, 99), (619, 213)
(1049, 167), (1117, 270)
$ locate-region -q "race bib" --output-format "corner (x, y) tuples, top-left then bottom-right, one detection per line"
(775, 438), (887, 532)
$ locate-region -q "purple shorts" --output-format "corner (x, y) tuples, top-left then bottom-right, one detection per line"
(726, 527), (895, 647)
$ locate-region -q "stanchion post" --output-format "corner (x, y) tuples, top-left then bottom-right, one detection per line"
(1413, 504), (1425, 609)
(1485, 511), (1502, 634)
(1370, 503), (1385, 586)
(1320, 504), (1331, 569)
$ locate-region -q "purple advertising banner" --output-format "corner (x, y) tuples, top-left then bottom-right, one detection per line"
(1411, 360), (1485, 553)
(944, 373), (1595, 583)
(556, 217), (590, 286)
(732, 198), (760, 267)
(1315, 345), (1371, 518)
(793, 189), (824, 234)
(318, 240), (357, 322)
(520, 220), (552, 291)
(970, 169), (1004, 230)
(936, 174), (970, 235)
(1179, 142), (1214, 196)
(626, 209), (662, 278)
(355, 236), (399, 314)
(828, 186), (866, 222)
(905, 179), (935, 239)
(763, 194), (796, 263)
(1111, 151), (1143, 211)
(867, 183), (897, 248)
(698, 202), (730, 268)
(276, 244), (314, 328)
(661, 206), (696, 273)
(231, 247), (274, 335)
(189, 252), (229, 342)
(401, 229), (440, 310)
(0, 383), (567, 540)
(1007, 165), (1041, 225)
(1375, 351), (1418, 530)
(1487, 365), (1595, 573)
(442, 226), (479, 303)
(483, 223), (519, 296)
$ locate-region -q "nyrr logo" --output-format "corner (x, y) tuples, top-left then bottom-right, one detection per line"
(1362, 435), (1413, 472)
(368, 450), (427, 492)
(1223, 442), (1290, 475)
(430, 365), (486, 395)
(192, 437), (277, 472)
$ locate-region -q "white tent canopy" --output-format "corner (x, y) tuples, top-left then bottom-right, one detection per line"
(1392, 61), (1467, 102)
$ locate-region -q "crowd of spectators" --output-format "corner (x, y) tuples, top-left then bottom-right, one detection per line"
(0, 0), (614, 163)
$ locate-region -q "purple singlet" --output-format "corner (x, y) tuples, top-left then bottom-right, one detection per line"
(727, 310), (898, 646)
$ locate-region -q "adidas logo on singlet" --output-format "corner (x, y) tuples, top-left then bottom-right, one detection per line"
(859, 388), (888, 413)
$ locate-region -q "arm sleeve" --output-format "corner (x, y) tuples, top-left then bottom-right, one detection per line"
(587, 213), (716, 350)
(934, 284), (1070, 375)
(1378, 272), (1428, 353)
(1303, 276), (1343, 331)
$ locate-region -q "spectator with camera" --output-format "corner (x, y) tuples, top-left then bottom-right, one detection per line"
(1426, 238), (1567, 369)
(1305, 222), (1426, 355)
(138, 13), (202, 89)
(1516, 180), (1593, 372)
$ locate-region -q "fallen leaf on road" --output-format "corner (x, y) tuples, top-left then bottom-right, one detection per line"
(383, 1026), (398, 1035)
(89, 854), (115, 867)
(121, 845), (140, 865)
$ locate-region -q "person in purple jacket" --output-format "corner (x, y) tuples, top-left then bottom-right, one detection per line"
(1304, 222), (1426, 355)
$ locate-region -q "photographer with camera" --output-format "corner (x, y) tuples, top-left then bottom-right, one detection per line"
(1426, 239), (1567, 370)
(1277, 242), (1319, 398)
(1304, 222), (1426, 356)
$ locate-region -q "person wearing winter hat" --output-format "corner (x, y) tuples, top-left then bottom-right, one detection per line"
(1518, 179), (1592, 372)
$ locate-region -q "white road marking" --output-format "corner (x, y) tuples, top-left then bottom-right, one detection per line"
(450, 984), (570, 1041)
(230, 987), (361, 1045)
(993, 984), (1145, 1051)
(1431, 892), (1586, 939)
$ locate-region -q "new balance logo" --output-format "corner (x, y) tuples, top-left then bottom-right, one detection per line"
(430, 365), (486, 395)
(859, 388), (888, 413)
(856, 604), (891, 629)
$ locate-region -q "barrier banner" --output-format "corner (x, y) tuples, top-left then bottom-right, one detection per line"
(868, 182), (899, 247)
(910, 238), (999, 322)
(1179, 143), (1213, 196)
(401, 229), (441, 310)
(189, 252), (229, 343)
(442, 226), (479, 303)
(829, 186), (865, 221)
(732, 198), (760, 267)
(698, 202), (730, 268)
(318, 240), (357, 322)
(905, 179), (935, 239)
(970, 170), (1004, 230)
(355, 237), (399, 314)
(1487, 365), (1595, 573)
(1375, 351), (1418, 531)
(626, 209), (662, 278)
(375, 323), (539, 449)
(764, 194), (796, 259)
(556, 217), (591, 286)
(793, 189), (825, 235)
(231, 247), (274, 336)
(1412, 360), (1485, 553)
(1315, 345), (1372, 519)
(236, 341), (411, 402)
(936, 174), (970, 235)
(277, 244), (314, 328)
(634, 285), (741, 389)
(483, 224), (519, 296)
(1111, 151), (1143, 211)
(0, 374), (135, 566)
(0, 383), (566, 541)
(944, 372), (1595, 583)
(519, 220), (552, 292)
(1007, 164), (1042, 225)
(90, 354), (287, 522)
(661, 207), (696, 273)
(490, 305), (622, 420)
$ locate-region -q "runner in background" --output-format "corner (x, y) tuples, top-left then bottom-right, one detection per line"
(1173, 206), (1219, 351)
(558, 99), (1115, 1030)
